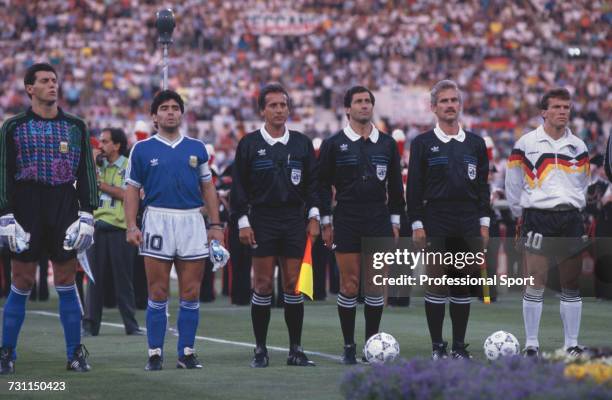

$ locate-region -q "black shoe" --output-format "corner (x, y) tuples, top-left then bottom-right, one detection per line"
(567, 346), (585, 357)
(451, 343), (472, 360)
(127, 328), (145, 336)
(432, 342), (449, 361)
(145, 349), (163, 371)
(81, 327), (96, 337)
(81, 321), (98, 337)
(341, 344), (357, 365)
(67, 344), (91, 372)
(287, 345), (315, 366)
(177, 348), (203, 369)
(522, 346), (540, 358)
(250, 346), (269, 368)
(0, 347), (15, 375)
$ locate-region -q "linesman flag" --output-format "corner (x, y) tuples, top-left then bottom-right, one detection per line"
(295, 236), (314, 300)
(480, 259), (491, 305)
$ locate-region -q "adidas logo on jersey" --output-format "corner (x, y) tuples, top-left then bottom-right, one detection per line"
(430, 146), (439, 153)
(340, 143), (348, 152)
(150, 158), (159, 166)
(257, 149), (266, 156)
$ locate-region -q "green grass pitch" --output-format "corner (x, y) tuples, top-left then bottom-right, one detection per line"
(1, 292), (610, 399)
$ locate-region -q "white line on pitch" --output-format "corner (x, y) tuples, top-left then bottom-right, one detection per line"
(29, 310), (342, 361)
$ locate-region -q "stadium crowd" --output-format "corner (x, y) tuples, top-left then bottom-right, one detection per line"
(0, 0), (610, 160)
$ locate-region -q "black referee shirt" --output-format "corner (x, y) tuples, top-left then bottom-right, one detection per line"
(406, 127), (491, 227)
(230, 128), (319, 219)
(318, 125), (405, 220)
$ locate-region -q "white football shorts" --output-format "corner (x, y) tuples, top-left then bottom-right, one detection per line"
(140, 206), (209, 260)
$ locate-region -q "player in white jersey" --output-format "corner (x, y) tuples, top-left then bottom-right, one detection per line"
(125, 90), (224, 371)
(505, 88), (589, 357)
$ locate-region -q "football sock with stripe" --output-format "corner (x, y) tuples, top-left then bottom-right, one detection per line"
(147, 299), (168, 353)
(424, 292), (447, 345)
(177, 300), (200, 357)
(337, 293), (357, 345)
(523, 286), (544, 348)
(283, 293), (304, 347)
(2, 285), (30, 360)
(364, 296), (384, 342)
(449, 296), (471, 348)
(56, 284), (82, 360)
(560, 288), (582, 349)
(251, 292), (272, 348)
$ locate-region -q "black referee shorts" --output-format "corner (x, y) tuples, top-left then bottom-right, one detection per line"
(521, 208), (587, 259)
(333, 202), (392, 253)
(11, 182), (79, 263)
(250, 206), (306, 259)
(424, 201), (482, 253)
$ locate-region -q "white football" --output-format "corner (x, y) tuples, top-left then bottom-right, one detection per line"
(364, 332), (400, 364)
(483, 330), (520, 360)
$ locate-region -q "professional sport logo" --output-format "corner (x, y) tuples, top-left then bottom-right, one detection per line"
(340, 143), (348, 152)
(291, 168), (301, 185)
(467, 163), (476, 180)
(257, 148), (266, 156)
(376, 164), (387, 181)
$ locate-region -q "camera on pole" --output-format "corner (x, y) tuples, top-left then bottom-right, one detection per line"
(156, 8), (175, 90)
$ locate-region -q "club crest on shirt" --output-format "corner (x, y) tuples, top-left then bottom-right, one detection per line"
(291, 168), (301, 185)
(189, 155), (198, 168)
(59, 141), (69, 154)
(376, 164), (387, 181)
(468, 163), (476, 180)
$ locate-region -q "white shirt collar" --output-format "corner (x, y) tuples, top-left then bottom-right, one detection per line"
(535, 124), (572, 143)
(343, 123), (380, 143)
(433, 123), (466, 143)
(153, 133), (184, 148)
(260, 124), (290, 146)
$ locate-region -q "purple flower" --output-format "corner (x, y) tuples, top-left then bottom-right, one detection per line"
(340, 357), (612, 400)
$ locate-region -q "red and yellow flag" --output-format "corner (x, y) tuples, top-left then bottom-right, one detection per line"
(295, 237), (314, 300)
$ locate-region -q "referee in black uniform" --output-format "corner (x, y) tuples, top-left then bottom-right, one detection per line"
(231, 83), (320, 368)
(319, 86), (405, 364)
(407, 79), (490, 360)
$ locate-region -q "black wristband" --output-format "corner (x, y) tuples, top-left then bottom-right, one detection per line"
(209, 223), (224, 228)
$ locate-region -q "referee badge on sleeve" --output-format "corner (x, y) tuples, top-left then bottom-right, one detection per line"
(291, 168), (301, 185)
(468, 163), (476, 180)
(376, 164), (387, 181)
(189, 155), (198, 168)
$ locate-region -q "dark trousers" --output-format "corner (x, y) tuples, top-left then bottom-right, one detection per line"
(312, 236), (329, 300)
(84, 227), (139, 334)
(228, 215), (252, 305)
(595, 207), (612, 299)
(132, 253), (148, 309)
(200, 259), (215, 302)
